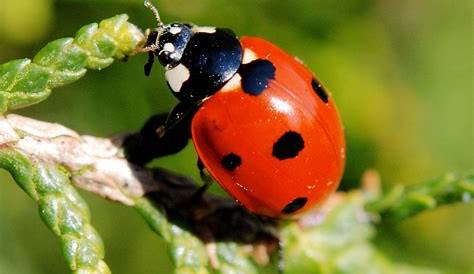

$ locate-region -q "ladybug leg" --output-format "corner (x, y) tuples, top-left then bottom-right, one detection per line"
(123, 112), (191, 165)
(142, 30), (159, 76)
(143, 29), (159, 49)
(156, 101), (202, 138)
(187, 158), (214, 202)
(144, 51), (155, 76)
(197, 157), (214, 189)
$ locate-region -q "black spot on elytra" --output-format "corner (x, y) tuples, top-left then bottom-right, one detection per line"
(239, 59), (276, 95)
(221, 153), (242, 171)
(282, 197), (308, 214)
(272, 131), (304, 160)
(311, 78), (329, 103)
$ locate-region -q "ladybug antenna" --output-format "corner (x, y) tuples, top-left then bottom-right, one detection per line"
(144, 0), (164, 28)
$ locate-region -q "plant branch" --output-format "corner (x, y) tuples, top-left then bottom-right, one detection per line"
(366, 172), (474, 221)
(0, 148), (110, 274)
(0, 14), (144, 113)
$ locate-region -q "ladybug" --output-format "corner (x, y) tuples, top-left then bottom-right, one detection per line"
(136, 1), (345, 218)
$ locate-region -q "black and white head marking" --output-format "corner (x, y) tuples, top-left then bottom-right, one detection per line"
(147, 21), (242, 103)
(166, 26), (242, 102)
(192, 25), (217, 34)
(143, 2), (241, 102)
(165, 64), (190, 93)
(155, 23), (193, 68)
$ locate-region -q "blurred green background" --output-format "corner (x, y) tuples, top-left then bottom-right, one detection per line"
(0, 0), (472, 273)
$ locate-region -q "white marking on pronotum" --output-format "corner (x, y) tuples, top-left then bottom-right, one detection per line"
(193, 26), (216, 34)
(169, 26), (182, 35)
(242, 48), (257, 64)
(163, 43), (175, 53)
(220, 73), (242, 92)
(165, 64), (190, 93)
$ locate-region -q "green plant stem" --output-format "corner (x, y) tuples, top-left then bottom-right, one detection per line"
(0, 148), (110, 274)
(0, 14), (144, 113)
(135, 198), (210, 274)
(135, 197), (262, 274)
(366, 172), (474, 221)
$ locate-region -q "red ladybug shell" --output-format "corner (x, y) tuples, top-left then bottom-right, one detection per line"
(191, 37), (345, 218)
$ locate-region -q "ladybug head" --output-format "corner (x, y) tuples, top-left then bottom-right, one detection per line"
(153, 23), (193, 68)
(144, 1), (243, 103)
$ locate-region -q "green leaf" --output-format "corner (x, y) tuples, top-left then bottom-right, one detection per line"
(0, 14), (145, 113)
(366, 172), (474, 221)
(282, 192), (441, 274)
(0, 148), (110, 273)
